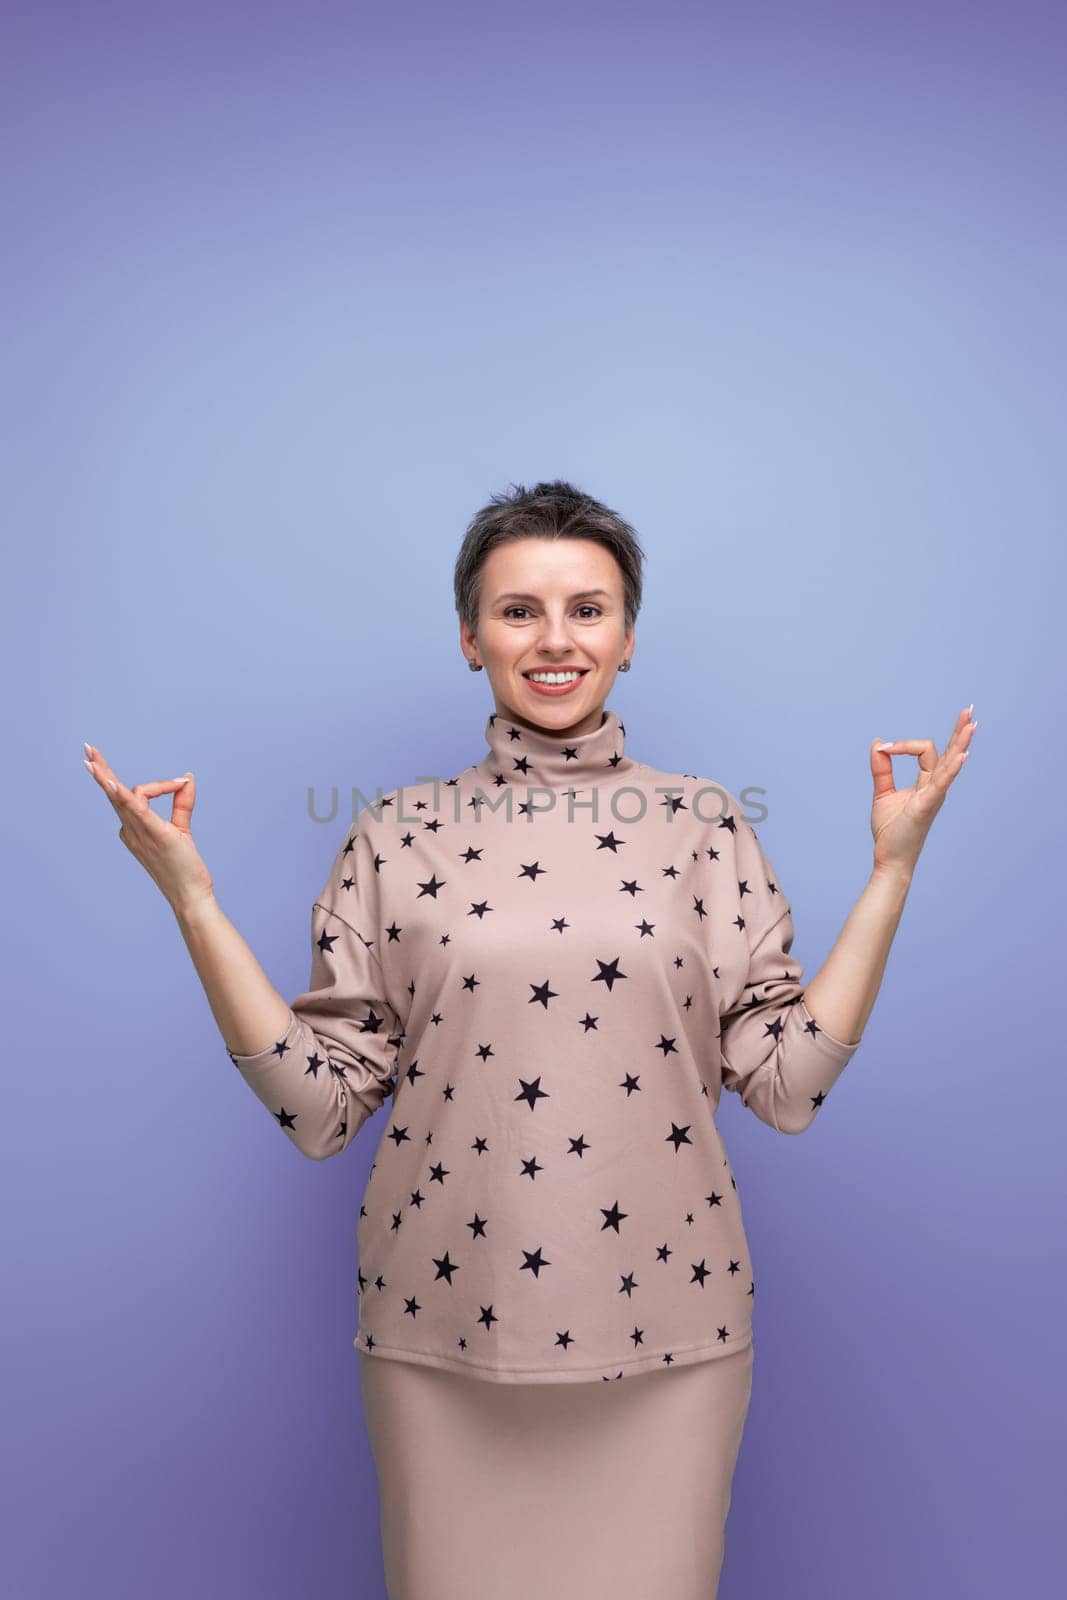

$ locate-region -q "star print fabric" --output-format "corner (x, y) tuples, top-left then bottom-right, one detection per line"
(227, 708), (863, 1384)
(718, 805), (861, 1134)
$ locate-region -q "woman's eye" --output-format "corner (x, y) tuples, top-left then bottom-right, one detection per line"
(503, 606), (601, 620)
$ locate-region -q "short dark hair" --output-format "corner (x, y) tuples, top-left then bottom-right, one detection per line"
(453, 479), (645, 634)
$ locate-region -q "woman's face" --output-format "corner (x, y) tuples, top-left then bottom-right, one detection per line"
(460, 537), (634, 738)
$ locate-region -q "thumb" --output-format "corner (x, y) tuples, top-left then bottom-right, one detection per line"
(170, 771), (196, 833)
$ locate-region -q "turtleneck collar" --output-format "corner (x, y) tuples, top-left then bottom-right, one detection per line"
(480, 706), (638, 793)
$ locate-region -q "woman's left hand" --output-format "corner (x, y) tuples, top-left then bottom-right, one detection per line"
(869, 704), (977, 878)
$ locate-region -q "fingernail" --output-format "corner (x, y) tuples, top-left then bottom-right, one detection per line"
(876, 741), (894, 751)
(83, 741), (93, 757)
(965, 704), (974, 717)
(82, 758), (93, 771)
(106, 779), (117, 793)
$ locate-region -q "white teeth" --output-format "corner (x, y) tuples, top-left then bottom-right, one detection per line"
(526, 671), (584, 684)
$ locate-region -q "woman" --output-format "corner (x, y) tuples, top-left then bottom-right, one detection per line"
(83, 480), (976, 1599)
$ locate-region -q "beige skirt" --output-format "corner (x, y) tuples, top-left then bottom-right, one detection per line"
(359, 1342), (754, 1600)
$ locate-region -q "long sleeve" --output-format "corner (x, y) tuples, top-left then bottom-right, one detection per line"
(718, 806), (862, 1135)
(227, 822), (404, 1161)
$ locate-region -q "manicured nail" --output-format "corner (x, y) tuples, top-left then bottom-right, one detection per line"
(876, 741), (894, 751)
(83, 741), (93, 757)
(82, 758), (93, 771)
(107, 779), (117, 793)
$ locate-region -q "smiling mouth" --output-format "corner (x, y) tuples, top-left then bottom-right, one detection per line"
(522, 668), (591, 678)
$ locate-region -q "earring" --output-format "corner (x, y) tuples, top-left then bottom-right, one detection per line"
(468, 659), (483, 671)
(618, 659), (631, 672)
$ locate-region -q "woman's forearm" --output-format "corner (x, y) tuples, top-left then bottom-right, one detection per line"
(802, 865), (913, 1046)
(172, 894), (293, 1057)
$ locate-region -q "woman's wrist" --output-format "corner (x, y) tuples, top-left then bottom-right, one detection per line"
(869, 859), (914, 897)
(171, 889), (221, 932)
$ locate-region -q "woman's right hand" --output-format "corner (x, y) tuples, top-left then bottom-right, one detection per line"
(83, 743), (216, 915)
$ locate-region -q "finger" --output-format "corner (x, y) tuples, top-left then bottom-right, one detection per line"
(873, 738), (939, 772)
(127, 778), (185, 797)
(940, 708), (976, 783)
(120, 780), (189, 840)
(82, 745), (127, 810)
(84, 749), (184, 815)
(870, 738), (898, 800)
(170, 773), (196, 835)
(953, 704), (979, 752)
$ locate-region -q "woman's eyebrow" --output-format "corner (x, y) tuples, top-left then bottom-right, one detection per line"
(493, 589), (612, 603)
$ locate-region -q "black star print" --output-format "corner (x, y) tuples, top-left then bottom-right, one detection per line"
(595, 830), (626, 852)
(237, 712), (865, 1386)
(515, 1077), (550, 1110)
(520, 1247), (551, 1278)
(592, 956), (627, 991)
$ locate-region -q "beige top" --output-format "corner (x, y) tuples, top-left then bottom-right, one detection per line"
(228, 707), (863, 1384)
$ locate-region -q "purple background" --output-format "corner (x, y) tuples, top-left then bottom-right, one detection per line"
(4, 1), (1061, 1595)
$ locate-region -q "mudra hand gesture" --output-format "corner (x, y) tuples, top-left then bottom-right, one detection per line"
(870, 703), (977, 879)
(82, 743), (215, 915)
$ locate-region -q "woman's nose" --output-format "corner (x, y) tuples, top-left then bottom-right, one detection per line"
(535, 620), (578, 648)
